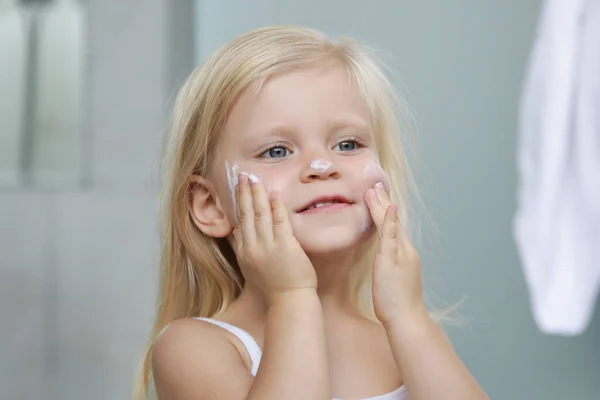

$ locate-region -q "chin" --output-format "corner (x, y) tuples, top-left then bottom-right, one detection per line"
(290, 205), (375, 255)
(294, 225), (372, 255)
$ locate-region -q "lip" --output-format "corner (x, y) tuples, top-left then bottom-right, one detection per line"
(298, 202), (353, 214)
(296, 195), (354, 213)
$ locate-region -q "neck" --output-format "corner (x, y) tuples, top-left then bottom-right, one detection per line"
(310, 250), (356, 312)
(229, 250), (360, 324)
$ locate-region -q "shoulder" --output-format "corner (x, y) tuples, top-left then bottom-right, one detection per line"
(152, 318), (252, 400)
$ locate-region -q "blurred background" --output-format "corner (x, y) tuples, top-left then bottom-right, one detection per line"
(1, 0), (599, 399)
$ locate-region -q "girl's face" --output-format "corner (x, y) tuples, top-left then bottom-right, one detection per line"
(211, 66), (388, 255)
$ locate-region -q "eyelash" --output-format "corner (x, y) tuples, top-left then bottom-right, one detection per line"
(259, 137), (366, 159)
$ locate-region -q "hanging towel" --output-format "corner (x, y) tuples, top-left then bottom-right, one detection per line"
(514, 0), (600, 336)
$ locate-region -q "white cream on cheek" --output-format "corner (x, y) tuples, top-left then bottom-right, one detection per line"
(360, 207), (370, 233)
(225, 160), (240, 223)
(225, 160), (274, 223)
(359, 158), (390, 232)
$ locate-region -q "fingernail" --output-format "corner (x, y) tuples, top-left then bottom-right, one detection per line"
(248, 174), (260, 184)
(375, 181), (384, 190)
(239, 172), (248, 182)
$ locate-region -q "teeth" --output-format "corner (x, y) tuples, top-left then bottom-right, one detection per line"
(306, 200), (339, 210)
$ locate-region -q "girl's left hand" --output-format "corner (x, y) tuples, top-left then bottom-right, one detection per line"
(365, 182), (426, 328)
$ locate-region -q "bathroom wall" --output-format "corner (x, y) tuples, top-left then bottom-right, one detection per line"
(0, 1), (194, 399)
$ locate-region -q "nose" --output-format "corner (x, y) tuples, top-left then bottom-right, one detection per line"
(300, 158), (341, 182)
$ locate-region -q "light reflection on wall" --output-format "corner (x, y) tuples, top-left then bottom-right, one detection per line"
(0, 0), (86, 189)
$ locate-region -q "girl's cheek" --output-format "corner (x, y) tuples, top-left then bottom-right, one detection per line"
(254, 174), (296, 216)
(261, 175), (291, 204)
(361, 158), (390, 192)
(224, 160), (293, 220)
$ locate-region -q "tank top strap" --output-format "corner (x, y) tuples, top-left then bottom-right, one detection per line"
(194, 317), (262, 376)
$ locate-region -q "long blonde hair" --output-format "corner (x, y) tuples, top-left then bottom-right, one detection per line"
(134, 25), (419, 399)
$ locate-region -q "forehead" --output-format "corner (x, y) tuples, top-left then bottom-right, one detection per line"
(223, 66), (371, 141)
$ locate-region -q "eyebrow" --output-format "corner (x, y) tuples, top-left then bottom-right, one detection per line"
(324, 117), (371, 133)
(258, 117), (371, 139)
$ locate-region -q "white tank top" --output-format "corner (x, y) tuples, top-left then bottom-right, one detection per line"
(195, 318), (408, 400)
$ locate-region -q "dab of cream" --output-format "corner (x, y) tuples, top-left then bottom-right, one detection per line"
(225, 160), (239, 223)
(360, 159), (389, 233)
(247, 174), (260, 184)
(361, 207), (371, 233)
(310, 159), (332, 172)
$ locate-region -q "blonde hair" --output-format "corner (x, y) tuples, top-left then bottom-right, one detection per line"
(134, 25), (420, 399)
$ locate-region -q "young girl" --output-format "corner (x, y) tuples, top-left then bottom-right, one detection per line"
(135, 26), (488, 400)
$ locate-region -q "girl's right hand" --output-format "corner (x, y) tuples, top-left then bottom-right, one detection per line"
(232, 172), (318, 305)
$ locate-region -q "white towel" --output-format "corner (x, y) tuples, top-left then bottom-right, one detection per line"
(514, 0), (600, 336)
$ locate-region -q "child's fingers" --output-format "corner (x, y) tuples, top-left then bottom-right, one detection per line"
(365, 181), (391, 235)
(374, 182), (391, 208)
(249, 175), (274, 241)
(397, 225), (416, 260)
(232, 227), (242, 251)
(270, 190), (293, 239)
(375, 183), (413, 249)
(379, 204), (399, 262)
(365, 188), (386, 232)
(236, 173), (256, 246)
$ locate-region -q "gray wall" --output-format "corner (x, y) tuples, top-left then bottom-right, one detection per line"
(195, 1), (600, 400)
(0, 1), (194, 399)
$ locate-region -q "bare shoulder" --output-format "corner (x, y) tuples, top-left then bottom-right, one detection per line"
(152, 318), (253, 400)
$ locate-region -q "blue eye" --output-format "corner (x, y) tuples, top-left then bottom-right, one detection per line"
(261, 146), (290, 159)
(334, 140), (358, 151)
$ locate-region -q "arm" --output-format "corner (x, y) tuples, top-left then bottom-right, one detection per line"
(364, 184), (488, 400)
(247, 289), (330, 400)
(152, 289), (330, 400)
(385, 310), (489, 400)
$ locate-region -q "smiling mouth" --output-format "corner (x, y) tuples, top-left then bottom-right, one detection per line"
(303, 200), (343, 211)
(299, 200), (353, 214)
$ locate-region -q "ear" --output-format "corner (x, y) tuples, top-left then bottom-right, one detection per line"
(189, 175), (232, 238)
